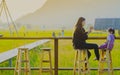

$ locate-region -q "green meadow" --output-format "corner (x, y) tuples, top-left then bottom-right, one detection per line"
(0, 30), (120, 75)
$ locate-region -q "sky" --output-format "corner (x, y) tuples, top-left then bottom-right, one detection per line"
(0, 0), (120, 24)
(0, 0), (46, 21)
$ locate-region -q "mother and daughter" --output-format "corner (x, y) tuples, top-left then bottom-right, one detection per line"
(72, 17), (115, 61)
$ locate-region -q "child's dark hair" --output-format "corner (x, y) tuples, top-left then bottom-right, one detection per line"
(108, 28), (116, 38)
(108, 28), (115, 34)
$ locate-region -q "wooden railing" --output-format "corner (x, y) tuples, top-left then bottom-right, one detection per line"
(0, 37), (120, 75)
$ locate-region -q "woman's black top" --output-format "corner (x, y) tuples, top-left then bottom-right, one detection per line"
(72, 27), (88, 49)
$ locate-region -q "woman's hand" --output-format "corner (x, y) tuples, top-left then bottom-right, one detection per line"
(88, 26), (94, 34)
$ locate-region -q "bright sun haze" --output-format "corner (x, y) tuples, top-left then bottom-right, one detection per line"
(0, 0), (46, 21)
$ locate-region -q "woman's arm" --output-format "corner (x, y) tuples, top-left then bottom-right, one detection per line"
(74, 28), (88, 40)
(87, 26), (94, 34)
(79, 28), (88, 40)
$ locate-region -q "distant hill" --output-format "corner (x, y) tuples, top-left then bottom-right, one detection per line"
(16, 0), (120, 30)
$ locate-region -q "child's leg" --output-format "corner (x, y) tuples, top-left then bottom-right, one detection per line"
(99, 43), (107, 50)
(104, 50), (107, 59)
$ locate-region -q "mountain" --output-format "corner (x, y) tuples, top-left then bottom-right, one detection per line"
(16, 0), (120, 30)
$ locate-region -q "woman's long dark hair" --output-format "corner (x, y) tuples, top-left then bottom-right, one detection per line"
(75, 17), (85, 31)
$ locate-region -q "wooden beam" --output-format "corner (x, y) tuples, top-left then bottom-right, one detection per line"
(0, 37), (120, 40)
(0, 67), (120, 71)
(54, 38), (58, 75)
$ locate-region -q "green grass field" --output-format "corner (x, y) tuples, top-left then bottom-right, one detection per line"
(0, 30), (120, 75)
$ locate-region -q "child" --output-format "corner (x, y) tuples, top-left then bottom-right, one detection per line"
(99, 28), (115, 51)
(94, 28), (115, 60)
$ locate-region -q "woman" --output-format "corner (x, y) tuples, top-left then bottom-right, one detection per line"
(72, 17), (100, 60)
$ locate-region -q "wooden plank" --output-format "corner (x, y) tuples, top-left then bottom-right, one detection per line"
(0, 40), (50, 63)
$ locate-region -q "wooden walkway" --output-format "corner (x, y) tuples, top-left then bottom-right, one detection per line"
(0, 39), (50, 63)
